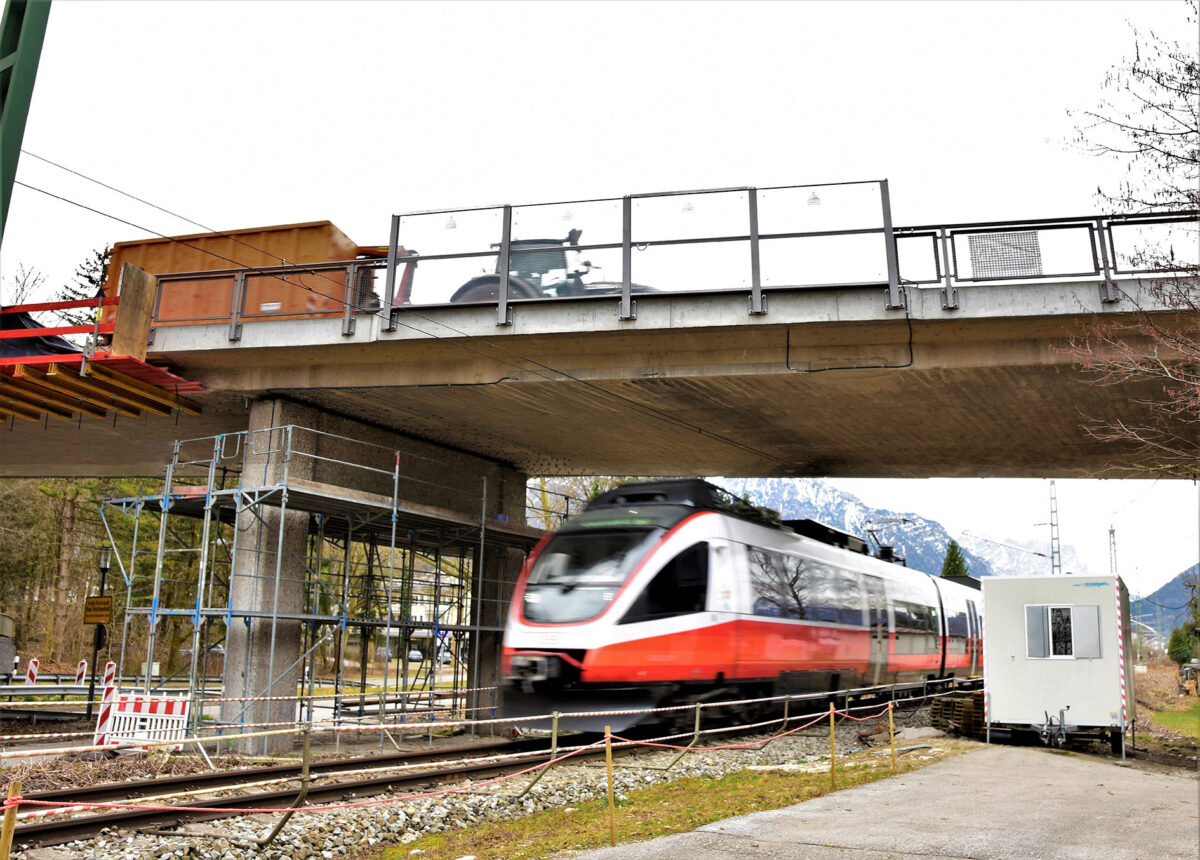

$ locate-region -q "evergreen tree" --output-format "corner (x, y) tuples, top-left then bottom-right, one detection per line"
(941, 539), (969, 578)
(1167, 626), (1193, 666)
(53, 246), (111, 325)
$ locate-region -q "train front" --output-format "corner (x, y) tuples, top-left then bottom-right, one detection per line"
(500, 487), (720, 733)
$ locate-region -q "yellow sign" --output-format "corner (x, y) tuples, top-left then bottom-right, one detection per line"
(83, 596), (113, 625)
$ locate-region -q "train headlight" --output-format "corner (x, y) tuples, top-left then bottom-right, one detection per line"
(510, 654), (559, 682)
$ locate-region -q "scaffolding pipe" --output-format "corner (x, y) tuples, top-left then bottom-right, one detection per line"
(471, 476), (486, 740)
(144, 445), (179, 693)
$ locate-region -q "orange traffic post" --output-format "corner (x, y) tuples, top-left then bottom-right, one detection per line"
(0, 780), (21, 860)
(605, 725), (616, 847)
(828, 702), (837, 791)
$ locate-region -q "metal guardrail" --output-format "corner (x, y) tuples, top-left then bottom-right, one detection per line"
(147, 190), (1196, 336)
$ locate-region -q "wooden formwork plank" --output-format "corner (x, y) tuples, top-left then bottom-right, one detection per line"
(46, 363), (170, 417)
(0, 371), (107, 418)
(110, 264), (156, 361)
(0, 378), (74, 420)
(15, 364), (142, 418)
(0, 401), (40, 421)
(85, 363), (201, 415)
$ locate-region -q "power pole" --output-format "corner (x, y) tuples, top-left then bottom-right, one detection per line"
(1108, 525), (1118, 579)
(1049, 480), (1062, 575)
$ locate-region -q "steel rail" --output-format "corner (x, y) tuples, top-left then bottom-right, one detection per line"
(12, 737), (556, 848)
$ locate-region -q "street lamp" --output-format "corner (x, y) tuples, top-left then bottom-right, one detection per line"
(86, 547), (112, 720)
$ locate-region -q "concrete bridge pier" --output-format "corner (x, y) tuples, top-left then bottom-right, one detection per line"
(219, 398), (529, 753)
(219, 400), (314, 754)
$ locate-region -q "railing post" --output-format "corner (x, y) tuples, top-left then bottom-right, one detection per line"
(619, 196), (635, 320)
(939, 229), (958, 310)
(748, 187), (766, 315)
(228, 272), (245, 341)
(383, 214), (401, 331)
(497, 205), (513, 326)
(342, 264), (357, 336)
(880, 179), (905, 310)
(1096, 217), (1120, 303)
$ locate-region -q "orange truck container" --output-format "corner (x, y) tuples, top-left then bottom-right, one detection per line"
(101, 221), (364, 326)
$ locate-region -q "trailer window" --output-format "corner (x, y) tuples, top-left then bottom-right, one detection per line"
(1025, 604), (1102, 659)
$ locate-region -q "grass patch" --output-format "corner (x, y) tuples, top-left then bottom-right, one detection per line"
(376, 741), (976, 860)
(1149, 699), (1200, 739)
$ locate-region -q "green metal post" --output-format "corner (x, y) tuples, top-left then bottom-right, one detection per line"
(0, 0), (52, 247)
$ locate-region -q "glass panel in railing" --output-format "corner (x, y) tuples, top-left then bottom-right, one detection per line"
(757, 182), (884, 236)
(629, 240), (750, 293)
(895, 234), (940, 284)
(155, 275), (237, 323)
(631, 189), (749, 244)
(401, 254), (500, 305)
(397, 207), (503, 258)
(512, 198), (622, 247)
(1034, 225), (1100, 277)
(242, 267), (353, 319)
(507, 244), (626, 299)
(1109, 220), (1199, 273)
(760, 233), (888, 288)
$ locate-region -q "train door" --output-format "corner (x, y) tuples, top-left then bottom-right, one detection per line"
(863, 575), (887, 686)
(967, 599), (980, 674)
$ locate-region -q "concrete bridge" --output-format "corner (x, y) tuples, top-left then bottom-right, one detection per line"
(2, 189), (1192, 751)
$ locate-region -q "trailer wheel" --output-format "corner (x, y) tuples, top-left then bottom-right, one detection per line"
(450, 276), (540, 303)
(1109, 728), (1123, 755)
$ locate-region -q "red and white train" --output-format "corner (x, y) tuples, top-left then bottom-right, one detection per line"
(501, 480), (983, 730)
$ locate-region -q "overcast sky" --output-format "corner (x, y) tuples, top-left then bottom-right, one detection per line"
(2, 1), (1196, 595)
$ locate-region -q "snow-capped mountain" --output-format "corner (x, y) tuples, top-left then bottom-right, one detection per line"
(713, 477), (993, 578)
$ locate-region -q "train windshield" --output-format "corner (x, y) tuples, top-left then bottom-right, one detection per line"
(523, 528), (664, 623)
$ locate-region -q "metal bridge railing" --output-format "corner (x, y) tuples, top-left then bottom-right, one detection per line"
(146, 188), (1197, 338)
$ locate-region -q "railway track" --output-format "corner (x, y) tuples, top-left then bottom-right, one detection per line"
(12, 683), (966, 850)
(13, 736), (561, 848)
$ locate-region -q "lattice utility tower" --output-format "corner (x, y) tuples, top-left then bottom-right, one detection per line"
(1048, 480), (1062, 575)
(1109, 525), (1118, 579)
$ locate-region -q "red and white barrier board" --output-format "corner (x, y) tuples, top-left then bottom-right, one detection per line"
(92, 662), (119, 747)
(102, 692), (190, 751)
(75, 660), (87, 685)
(24, 658), (38, 685)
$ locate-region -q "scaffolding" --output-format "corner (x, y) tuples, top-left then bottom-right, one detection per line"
(98, 424), (541, 747)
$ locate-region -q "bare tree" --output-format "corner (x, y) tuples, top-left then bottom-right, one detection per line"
(0, 263), (46, 306)
(1068, 1), (1200, 478)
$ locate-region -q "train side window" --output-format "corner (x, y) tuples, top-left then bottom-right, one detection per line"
(619, 542), (709, 624)
(749, 548), (803, 618)
(946, 609), (969, 637)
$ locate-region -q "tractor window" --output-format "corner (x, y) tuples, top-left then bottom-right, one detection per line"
(619, 542), (709, 624)
(509, 246), (569, 289)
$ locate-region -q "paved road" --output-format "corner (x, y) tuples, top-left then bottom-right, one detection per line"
(575, 745), (1199, 859)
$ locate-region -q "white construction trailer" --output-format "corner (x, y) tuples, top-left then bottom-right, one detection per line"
(982, 574), (1134, 754)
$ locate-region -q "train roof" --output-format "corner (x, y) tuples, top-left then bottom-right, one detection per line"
(586, 480), (871, 554)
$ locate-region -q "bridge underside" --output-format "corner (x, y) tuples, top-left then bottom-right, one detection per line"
(1, 285), (1186, 480)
